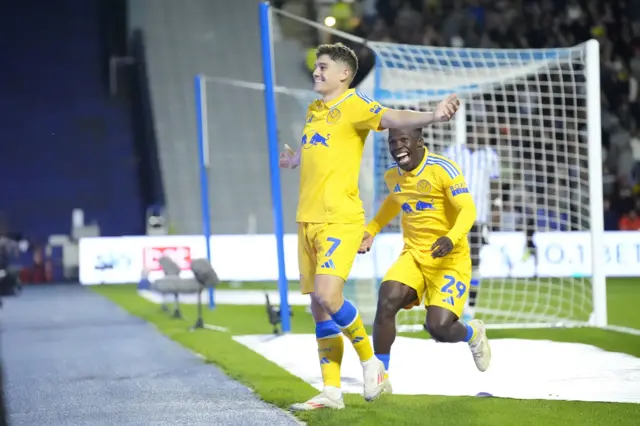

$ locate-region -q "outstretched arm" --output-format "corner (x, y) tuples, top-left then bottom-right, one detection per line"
(380, 94), (460, 129)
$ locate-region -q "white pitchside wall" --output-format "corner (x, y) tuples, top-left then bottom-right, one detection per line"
(79, 232), (640, 285)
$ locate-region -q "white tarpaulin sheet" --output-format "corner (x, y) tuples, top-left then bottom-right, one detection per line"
(234, 334), (640, 404)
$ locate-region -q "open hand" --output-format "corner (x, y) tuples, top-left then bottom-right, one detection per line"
(358, 231), (374, 254)
(431, 236), (453, 258)
(434, 94), (460, 122)
(279, 144), (300, 169)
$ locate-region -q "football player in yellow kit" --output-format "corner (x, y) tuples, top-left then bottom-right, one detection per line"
(280, 43), (460, 410)
(360, 128), (492, 391)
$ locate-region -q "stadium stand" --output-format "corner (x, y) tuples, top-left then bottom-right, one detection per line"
(0, 0), (144, 239)
(128, 0), (307, 235)
(303, 0), (640, 231)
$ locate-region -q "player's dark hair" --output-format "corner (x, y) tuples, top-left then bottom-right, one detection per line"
(316, 42), (358, 82)
(390, 127), (423, 141)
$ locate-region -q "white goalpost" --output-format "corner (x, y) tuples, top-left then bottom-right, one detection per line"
(201, 2), (615, 332)
(362, 39), (607, 331)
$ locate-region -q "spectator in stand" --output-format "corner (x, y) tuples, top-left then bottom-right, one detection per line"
(0, 236), (17, 271)
(603, 198), (620, 230)
(331, 0), (355, 32)
(619, 204), (640, 230)
(630, 129), (640, 182)
(360, 0), (378, 26)
(605, 117), (635, 186)
(310, 0), (640, 227)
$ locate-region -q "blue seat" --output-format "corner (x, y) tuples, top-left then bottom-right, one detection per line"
(0, 0), (144, 238)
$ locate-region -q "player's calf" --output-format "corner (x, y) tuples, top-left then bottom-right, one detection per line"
(310, 297), (344, 391)
(373, 281), (419, 359)
(290, 292), (347, 412)
(370, 281), (418, 399)
(425, 306), (469, 343)
(314, 275), (384, 402)
(314, 275), (373, 362)
(425, 306), (492, 372)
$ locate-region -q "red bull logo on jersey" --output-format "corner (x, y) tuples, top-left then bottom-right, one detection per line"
(401, 198), (435, 213)
(302, 130), (330, 149)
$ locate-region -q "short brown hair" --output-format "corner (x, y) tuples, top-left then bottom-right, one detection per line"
(316, 42), (358, 82)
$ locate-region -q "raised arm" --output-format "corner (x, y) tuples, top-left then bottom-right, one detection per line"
(380, 94), (460, 129)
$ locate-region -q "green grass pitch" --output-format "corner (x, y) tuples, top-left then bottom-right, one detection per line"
(93, 278), (640, 425)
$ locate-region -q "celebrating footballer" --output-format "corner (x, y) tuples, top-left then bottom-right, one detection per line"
(280, 42), (462, 411)
(359, 127), (492, 393)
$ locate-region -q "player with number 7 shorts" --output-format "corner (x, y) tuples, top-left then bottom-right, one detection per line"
(359, 127), (492, 393)
(280, 42), (461, 411)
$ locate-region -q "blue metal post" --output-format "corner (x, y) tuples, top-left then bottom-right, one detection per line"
(371, 56), (384, 283)
(259, 1), (290, 332)
(194, 74), (215, 309)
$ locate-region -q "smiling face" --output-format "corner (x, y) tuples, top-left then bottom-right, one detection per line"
(388, 128), (425, 171)
(312, 54), (350, 95)
(312, 43), (358, 98)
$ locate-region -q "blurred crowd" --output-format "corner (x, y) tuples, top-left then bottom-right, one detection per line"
(303, 0), (640, 231)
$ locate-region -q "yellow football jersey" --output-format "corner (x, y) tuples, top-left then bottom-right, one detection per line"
(297, 89), (387, 223)
(366, 148), (477, 261)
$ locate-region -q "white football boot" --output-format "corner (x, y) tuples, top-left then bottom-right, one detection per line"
(362, 357), (392, 401)
(468, 319), (492, 372)
(289, 386), (345, 411)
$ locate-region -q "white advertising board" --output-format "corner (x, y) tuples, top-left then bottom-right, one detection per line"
(78, 232), (640, 285)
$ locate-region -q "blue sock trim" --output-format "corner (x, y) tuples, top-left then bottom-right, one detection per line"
(470, 278), (480, 289)
(462, 323), (474, 342)
(330, 300), (358, 328)
(315, 319), (341, 339)
(376, 354), (390, 370)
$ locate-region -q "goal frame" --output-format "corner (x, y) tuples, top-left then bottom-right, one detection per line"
(370, 39), (606, 331)
(252, 1), (606, 332)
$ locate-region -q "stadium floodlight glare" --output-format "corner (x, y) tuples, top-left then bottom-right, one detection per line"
(192, 2), (640, 335)
(324, 16), (336, 27)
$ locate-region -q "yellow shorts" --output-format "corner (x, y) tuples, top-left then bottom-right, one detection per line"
(382, 249), (471, 318)
(298, 222), (364, 294)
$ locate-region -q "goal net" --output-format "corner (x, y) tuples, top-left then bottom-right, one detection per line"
(361, 40), (605, 331)
(198, 3), (606, 330)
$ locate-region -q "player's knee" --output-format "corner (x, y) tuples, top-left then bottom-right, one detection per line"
(375, 281), (410, 322)
(309, 295), (332, 323)
(374, 298), (401, 324)
(313, 275), (344, 313)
